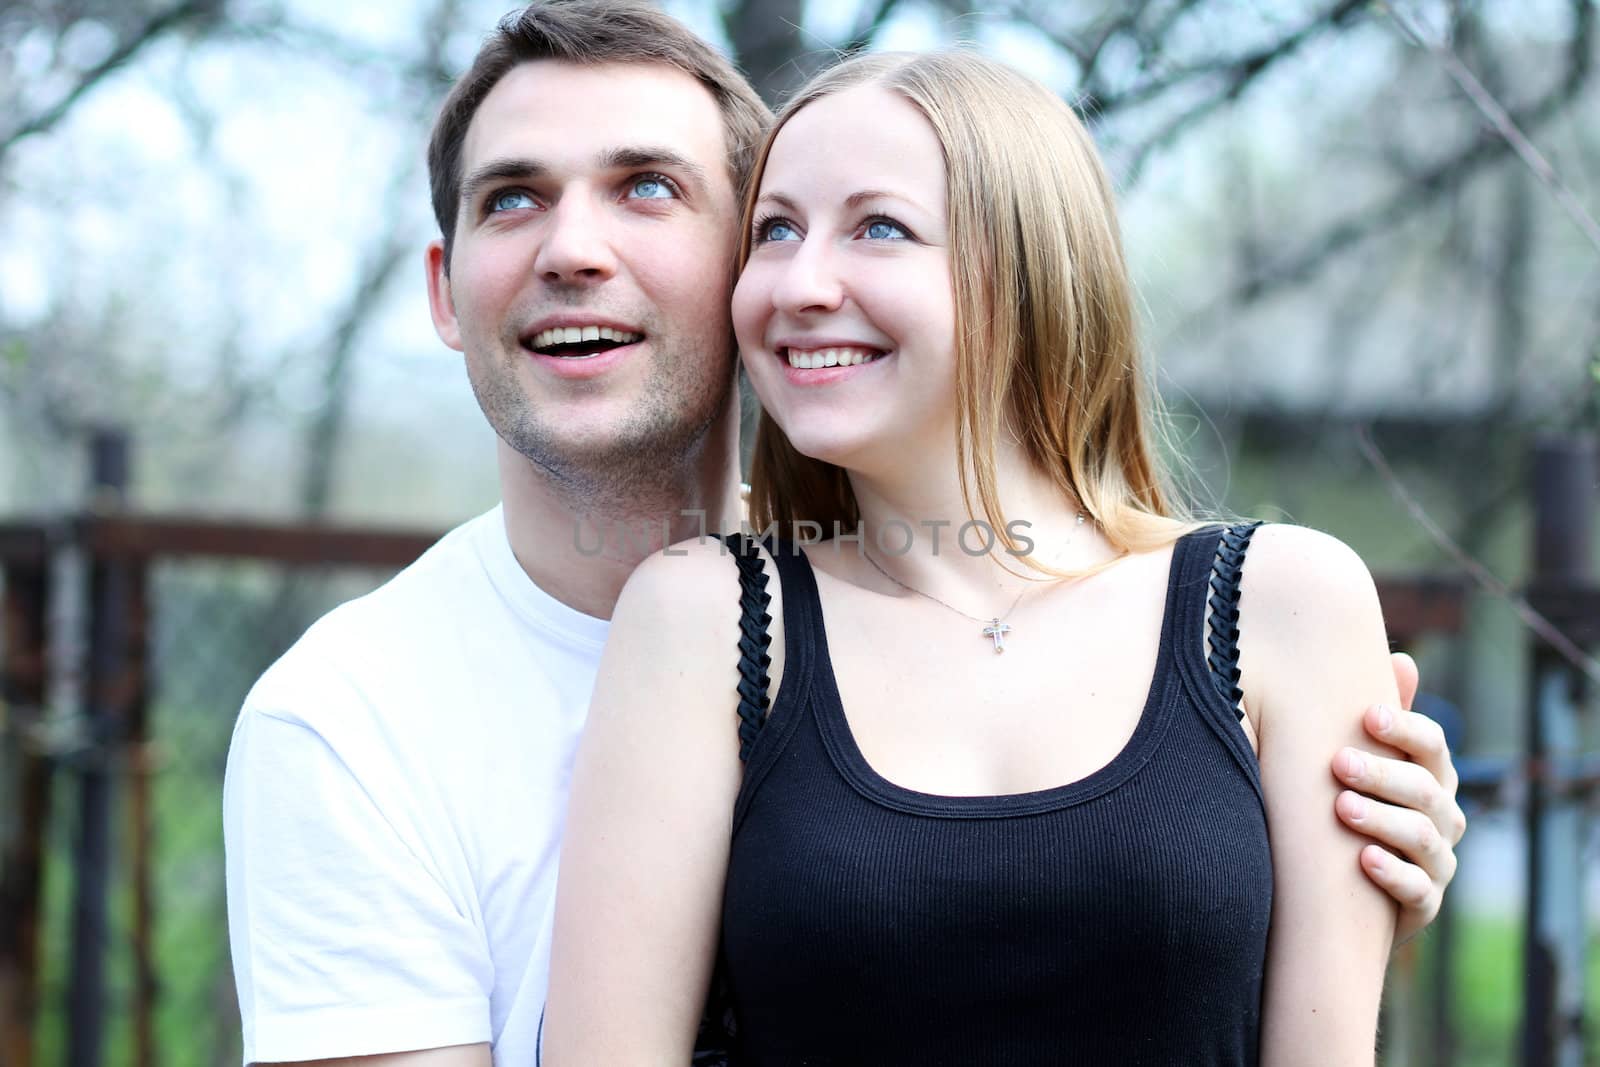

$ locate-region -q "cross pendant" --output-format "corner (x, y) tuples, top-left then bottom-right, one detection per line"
(982, 618), (1011, 653)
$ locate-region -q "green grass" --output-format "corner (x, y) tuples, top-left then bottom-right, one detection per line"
(1382, 912), (1600, 1066)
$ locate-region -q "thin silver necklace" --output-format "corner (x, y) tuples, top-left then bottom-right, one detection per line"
(861, 513), (1086, 654)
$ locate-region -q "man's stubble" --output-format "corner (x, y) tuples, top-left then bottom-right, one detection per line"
(467, 325), (737, 516)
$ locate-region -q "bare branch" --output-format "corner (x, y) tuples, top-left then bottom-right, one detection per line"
(1067, 0), (1367, 121)
(1356, 425), (1600, 687)
(296, 231), (412, 518)
(1025, 1), (1154, 78)
(837, 0), (905, 58)
(1381, 1), (1600, 257)
(0, 0), (223, 162)
(722, 0), (810, 105)
(293, 0), (460, 518)
(1193, 0), (1594, 318)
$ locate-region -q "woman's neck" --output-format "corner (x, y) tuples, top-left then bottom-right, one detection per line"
(842, 439), (1113, 604)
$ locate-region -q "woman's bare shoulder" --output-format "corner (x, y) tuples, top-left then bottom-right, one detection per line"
(1239, 523), (1381, 632)
(1236, 523), (1394, 730)
(616, 535), (748, 620)
(606, 534), (787, 705)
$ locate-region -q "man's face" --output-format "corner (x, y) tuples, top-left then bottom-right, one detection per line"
(426, 60), (742, 492)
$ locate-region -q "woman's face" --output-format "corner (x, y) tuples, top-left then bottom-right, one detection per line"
(732, 85), (957, 473)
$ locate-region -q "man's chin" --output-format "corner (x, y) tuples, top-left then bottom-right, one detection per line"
(501, 415), (712, 488)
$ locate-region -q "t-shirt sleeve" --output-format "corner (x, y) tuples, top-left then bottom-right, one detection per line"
(224, 673), (492, 1064)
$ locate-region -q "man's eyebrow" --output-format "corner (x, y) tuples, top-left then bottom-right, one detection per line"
(459, 158), (547, 207)
(599, 146), (710, 191)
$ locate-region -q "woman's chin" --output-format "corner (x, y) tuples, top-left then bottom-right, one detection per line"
(782, 430), (897, 477)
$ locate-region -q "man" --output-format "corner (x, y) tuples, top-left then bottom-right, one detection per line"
(222, 3), (1467, 1064)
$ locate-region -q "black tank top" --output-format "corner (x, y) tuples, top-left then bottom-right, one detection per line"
(715, 525), (1272, 1066)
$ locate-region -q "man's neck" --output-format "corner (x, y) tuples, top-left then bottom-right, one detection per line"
(497, 410), (743, 621)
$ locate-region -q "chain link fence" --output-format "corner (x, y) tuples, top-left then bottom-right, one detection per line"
(1, 502), (434, 1067)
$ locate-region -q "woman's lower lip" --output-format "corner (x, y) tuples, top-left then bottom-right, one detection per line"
(778, 353), (890, 385)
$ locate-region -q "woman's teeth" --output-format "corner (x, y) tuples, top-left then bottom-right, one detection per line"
(785, 346), (884, 369)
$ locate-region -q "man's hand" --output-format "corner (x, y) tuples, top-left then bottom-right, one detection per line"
(1331, 652), (1467, 945)
(270, 1044), (491, 1067)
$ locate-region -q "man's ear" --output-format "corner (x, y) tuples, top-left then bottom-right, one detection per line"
(425, 239), (463, 352)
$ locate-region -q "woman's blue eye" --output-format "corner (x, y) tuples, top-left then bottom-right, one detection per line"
(628, 175), (677, 200)
(758, 219), (799, 242)
(864, 219), (907, 240)
(489, 189), (537, 213)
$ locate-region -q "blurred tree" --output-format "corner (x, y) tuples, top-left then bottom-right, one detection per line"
(0, 0), (228, 163)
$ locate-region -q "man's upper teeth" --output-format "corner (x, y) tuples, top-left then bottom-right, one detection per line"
(786, 346), (881, 369)
(531, 325), (641, 347)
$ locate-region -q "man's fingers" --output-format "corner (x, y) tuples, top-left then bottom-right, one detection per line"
(1337, 791), (1457, 884)
(1389, 651), (1419, 711)
(1336, 747), (1443, 810)
(1335, 745), (1467, 843)
(1359, 844), (1438, 944)
(1361, 706), (1457, 790)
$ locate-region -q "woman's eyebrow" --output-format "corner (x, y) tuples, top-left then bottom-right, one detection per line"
(845, 188), (929, 213)
(755, 191), (802, 214)
(755, 189), (930, 214)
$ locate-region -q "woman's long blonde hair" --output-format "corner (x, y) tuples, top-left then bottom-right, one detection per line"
(741, 50), (1189, 564)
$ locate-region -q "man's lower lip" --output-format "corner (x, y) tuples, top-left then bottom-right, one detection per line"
(526, 341), (641, 374)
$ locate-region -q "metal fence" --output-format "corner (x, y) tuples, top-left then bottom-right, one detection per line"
(0, 433), (1595, 1067)
(0, 435), (436, 1067)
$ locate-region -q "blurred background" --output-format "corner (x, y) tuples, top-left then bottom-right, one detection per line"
(0, 0), (1596, 1064)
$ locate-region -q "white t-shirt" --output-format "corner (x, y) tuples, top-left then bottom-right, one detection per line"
(224, 505), (608, 1065)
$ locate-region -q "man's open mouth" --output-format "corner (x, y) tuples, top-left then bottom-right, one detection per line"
(525, 325), (644, 358)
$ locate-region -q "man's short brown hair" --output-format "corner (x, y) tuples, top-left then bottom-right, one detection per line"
(426, 0), (771, 270)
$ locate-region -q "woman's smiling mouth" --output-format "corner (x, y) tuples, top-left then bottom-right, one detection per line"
(781, 344), (887, 369)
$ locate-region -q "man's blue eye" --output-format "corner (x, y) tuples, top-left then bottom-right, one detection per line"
(628, 175), (677, 200)
(864, 219), (907, 240)
(489, 190), (537, 213)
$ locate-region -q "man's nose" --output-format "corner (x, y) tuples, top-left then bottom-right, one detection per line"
(533, 195), (618, 284)
(771, 240), (845, 315)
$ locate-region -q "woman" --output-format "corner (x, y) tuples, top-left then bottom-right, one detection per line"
(544, 50), (1396, 1065)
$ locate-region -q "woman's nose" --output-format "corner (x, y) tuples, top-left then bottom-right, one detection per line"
(770, 240), (845, 315)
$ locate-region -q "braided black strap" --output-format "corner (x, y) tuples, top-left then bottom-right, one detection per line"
(720, 533), (773, 762)
(1205, 522), (1263, 721)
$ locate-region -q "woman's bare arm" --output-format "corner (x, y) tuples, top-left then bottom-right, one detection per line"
(1242, 525), (1399, 1066)
(539, 542), (752, 1065)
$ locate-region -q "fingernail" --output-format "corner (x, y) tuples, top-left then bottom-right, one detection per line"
(1341, 749), (1367, 779)
(1367, 851), (1385, 874)
(1342, 794), (1368, 822)
(1377, 706), (1394, 732)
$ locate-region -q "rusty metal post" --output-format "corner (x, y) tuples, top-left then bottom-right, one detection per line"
(1430, 849), (1457, 1067)
(1521, 435), (1595, 1067)
(66, 429), (148, 1067)
(0, 549), (50, 1067)
(1425, 694), (1467, 1067)
(125, 559), (152, 1067)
